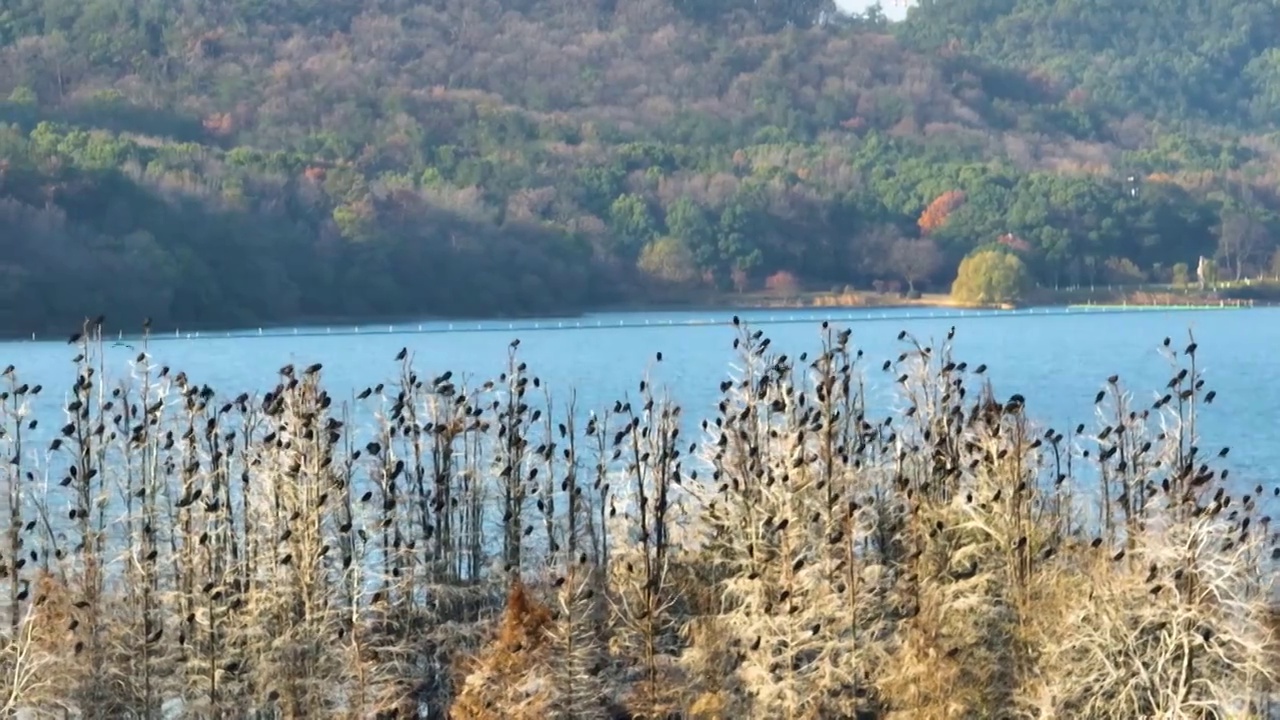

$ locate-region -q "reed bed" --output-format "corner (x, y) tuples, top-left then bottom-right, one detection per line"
(0, 318), (1276, 719)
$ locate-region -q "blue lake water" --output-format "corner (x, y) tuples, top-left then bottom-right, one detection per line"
(1, 305), (1275, 494)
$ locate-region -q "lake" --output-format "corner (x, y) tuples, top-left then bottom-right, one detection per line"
(0, 304), (1275, 499)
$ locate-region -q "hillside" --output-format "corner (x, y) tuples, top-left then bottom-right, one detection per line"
(0, 0), (1278, 335)
(898, 0), (1280, 127)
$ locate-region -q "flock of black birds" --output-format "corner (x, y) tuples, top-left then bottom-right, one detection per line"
(0, 312), (1272, 717)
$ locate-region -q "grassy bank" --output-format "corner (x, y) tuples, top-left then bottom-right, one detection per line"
(0, 319), (1275, 717)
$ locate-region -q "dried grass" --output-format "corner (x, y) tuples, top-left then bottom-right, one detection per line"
(0, 319), (1274, 719)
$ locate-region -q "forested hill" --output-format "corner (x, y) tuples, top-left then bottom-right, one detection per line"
(1, 0), (1278, 336)
(898, 0), (1280, 126)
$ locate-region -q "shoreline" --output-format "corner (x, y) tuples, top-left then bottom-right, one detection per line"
(591, 289), (1262, 316)
(1, 291), (1268, 345)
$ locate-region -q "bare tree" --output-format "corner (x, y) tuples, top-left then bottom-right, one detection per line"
(889, 237), (943, 293)
(1217, 210), (1268, 281)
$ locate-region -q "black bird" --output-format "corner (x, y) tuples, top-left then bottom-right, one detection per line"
(656, 351), (663, 362)
(897, 330), (907, 340)
(67, 331), (82, 344)
(974, 364), (987, 374)
(510, 338), (521, 349)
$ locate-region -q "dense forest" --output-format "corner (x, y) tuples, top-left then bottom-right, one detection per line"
(2, 0), (1280, 334)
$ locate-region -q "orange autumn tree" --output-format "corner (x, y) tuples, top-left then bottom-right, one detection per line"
(918, 190), (967, 235)
(764, 270), (801, 294)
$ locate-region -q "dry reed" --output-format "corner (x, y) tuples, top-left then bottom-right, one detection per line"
(0, 319), (1275, 719)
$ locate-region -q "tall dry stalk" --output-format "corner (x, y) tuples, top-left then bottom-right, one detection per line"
(0, 319), (1272, 720)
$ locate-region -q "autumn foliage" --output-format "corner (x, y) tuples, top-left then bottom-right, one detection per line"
(918, 190), (967, 235)
(451, 581), (557, 719)
(764, 269), (801, 294)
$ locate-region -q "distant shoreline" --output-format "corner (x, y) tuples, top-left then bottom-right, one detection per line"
(1, 287), (1269, 344)
(592, 287), (1264, 316)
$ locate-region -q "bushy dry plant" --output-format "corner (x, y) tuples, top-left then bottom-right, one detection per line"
(0, 317), (1276, 720)
(681, 321), (895, 719)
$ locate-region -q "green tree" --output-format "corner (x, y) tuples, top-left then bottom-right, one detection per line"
(637, 237), (698, 284)
(951, 249), (1031, 305)
(7, 86), (36, 106)
(664, 198), (715, 268)
(608, 194), (659, 254)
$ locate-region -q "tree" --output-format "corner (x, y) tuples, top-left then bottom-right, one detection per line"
(1216, 209), (1268, 281)
(917, 190), (967, 235)
(609, 194), (659, 255)
(764, 270), (801, 294)
(888, 238), (942, 293)
(950, 250), (1031, 305)
(847, 224), (899, 281)
(637, 237), (698, 284)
